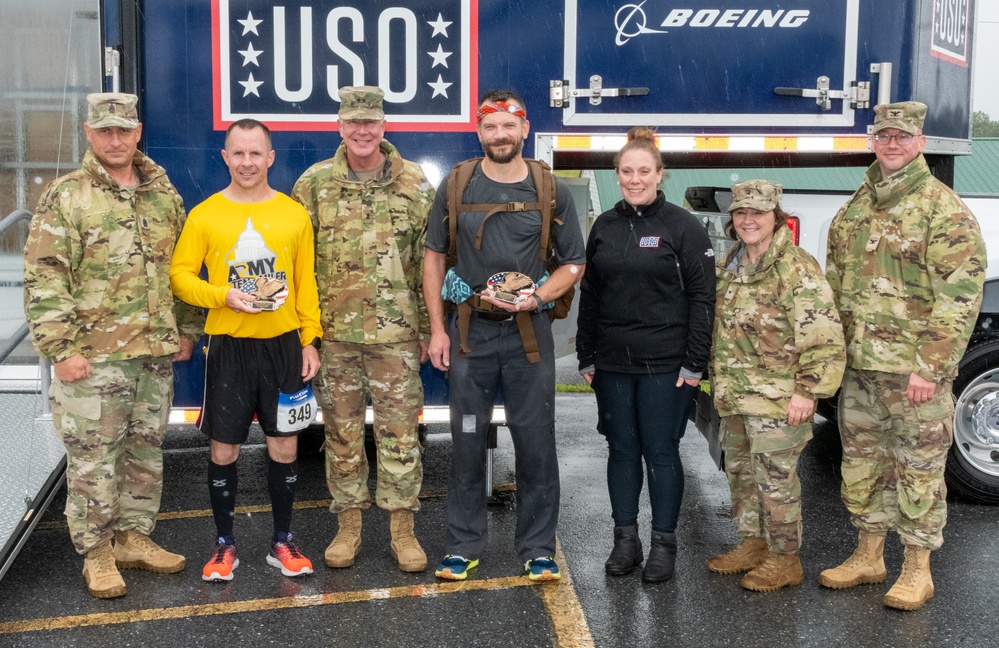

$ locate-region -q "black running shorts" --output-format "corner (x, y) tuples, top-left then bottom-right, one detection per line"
(200, 330), (306, 444)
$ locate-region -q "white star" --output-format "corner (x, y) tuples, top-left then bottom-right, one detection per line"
(427, 74), (453, 99)
(427, 13), (452, 38)
(238, 42), (263, 67)
(427, 43), (452, 69)
(238, 11), (263, 36)
(239, 73), (264, 97)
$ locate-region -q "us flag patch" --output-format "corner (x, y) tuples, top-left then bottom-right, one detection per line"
(639, 236), (660, 248)
(213, 0), (478, 131)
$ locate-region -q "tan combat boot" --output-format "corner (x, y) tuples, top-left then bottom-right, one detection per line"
(818, 530), (887, 589)
(390, 509), (427, 572)
(706, 536), (769, 574)
(113, 530), (186, 573)
(325, 508), (362, 568)
(740, 553), (803, 592)
(83, 544), (126, 599)
(883, 546), (934, 611)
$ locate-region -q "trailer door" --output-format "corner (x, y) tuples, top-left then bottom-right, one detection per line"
(559, 0), (862, 130)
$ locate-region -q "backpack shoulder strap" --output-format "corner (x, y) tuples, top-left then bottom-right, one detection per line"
(446, 158), (483, 264)
(525, 159), (558, 261)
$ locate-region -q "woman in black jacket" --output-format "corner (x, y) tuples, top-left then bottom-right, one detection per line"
(576, 127), (716, 583)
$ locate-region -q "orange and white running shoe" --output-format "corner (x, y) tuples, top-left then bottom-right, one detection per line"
(267, 534), (313, 577)
(202, 539), (238, 582)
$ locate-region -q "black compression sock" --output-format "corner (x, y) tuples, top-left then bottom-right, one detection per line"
(268, 458), (298, 541)
(208, 459), (238, 539)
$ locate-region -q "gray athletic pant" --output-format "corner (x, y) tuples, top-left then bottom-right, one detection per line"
(444, 311), (559, 562)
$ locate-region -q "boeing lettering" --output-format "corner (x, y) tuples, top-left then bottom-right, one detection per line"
(614, 4), (811, 45)
(660, 9), (810, 29)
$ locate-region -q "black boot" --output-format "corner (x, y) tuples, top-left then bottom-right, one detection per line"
(642, 531), (677, 583)
(605, 526), (643, 575)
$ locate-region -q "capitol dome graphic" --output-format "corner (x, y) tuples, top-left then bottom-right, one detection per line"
(235, 218), (275, 262)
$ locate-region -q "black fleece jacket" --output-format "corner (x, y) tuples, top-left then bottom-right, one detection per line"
(576, 191), (716, 375)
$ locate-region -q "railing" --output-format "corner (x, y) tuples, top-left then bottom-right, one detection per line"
(0, 207), (60, 586)
(0, 210), (32, 364)
(0, 209), (31, 237)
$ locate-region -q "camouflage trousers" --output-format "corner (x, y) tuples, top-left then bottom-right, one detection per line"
(49, 357), (173, 554)
(314, 341), (423, 513)
(837, 368), (953, 550)
(721, 415), (811, 555)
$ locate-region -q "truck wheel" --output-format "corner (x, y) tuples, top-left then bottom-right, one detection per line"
(949, 342), (999, 505)
(815, 396), (839, 423)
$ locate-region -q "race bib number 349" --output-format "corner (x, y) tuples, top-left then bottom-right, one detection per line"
(277, 385), (318, 433)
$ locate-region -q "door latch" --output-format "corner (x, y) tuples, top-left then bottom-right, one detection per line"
(551, 75), (649, 108)
(774, 76), (870, 111)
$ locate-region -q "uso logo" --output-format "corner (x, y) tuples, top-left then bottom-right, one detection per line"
(213, 0), (478, 131)
(930, 0), (971, 67)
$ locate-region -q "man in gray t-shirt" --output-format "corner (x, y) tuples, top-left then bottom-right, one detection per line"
(423, 89), (585, 582)
(425, 164), (583, 291)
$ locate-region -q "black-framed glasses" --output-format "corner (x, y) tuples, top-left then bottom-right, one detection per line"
(873, 132), (915, 146)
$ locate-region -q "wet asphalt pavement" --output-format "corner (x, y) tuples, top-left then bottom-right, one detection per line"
(1, 356), (998, 647)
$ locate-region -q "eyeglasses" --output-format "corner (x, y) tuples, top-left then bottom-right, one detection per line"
(873, 132), (915, 146)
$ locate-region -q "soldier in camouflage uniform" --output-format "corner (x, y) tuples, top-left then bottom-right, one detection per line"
(819, 102), (986, 611)
(292, 86), (433, 573)
(23, 93), (202, 599)
(708, 180), (845, 592)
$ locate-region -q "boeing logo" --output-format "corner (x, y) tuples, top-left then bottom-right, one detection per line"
(615, 2), (668, 46)
(614, 4), (811, 46)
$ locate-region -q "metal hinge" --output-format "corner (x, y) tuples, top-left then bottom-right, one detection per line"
(104, 47), (122, 93)
(550, 75), (649, 108)
(774, 76), (871, 111)
(104, 47), (120, 76)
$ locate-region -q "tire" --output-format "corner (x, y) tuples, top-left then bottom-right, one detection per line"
(948, 340), (999, 505)
(815, 395), (839, 423)
(297, 423), (327, 460)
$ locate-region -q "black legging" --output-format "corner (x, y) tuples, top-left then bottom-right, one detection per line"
(592, 369), (695, 534)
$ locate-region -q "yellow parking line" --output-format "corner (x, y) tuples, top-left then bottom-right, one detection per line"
(0, 577), (529, 635)
(543, 542), (596, 648)
(18, 492), (594, 646)
(0, 551), (593, 648)
(33, 494), (452, 530)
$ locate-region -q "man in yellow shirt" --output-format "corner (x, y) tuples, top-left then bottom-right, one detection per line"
(170, 119), (322, 582)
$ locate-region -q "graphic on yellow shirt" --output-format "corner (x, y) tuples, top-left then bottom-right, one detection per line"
(226, 217), (288, 311)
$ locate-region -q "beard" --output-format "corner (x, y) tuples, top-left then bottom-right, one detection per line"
(483, 136), (523, 164)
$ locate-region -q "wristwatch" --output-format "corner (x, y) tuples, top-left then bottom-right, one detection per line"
(309, 337), (322, 350)
(532, 293), (544, 313)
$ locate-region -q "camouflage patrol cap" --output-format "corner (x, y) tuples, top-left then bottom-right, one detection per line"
(873, 101), (927, 135)
(338, 86), (385, 120)
(728, 180), (783, 212)
(86, 92), (139, 129)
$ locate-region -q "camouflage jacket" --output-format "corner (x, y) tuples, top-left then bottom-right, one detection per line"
(292, 140), (433, 344)
(713, 226), (846, 419)
(826, 155), (986, 381)
(23, 149), (202, 364)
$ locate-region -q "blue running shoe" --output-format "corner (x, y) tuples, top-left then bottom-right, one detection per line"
(435, 554), (479, 580)
(525, 556), (561, 581)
